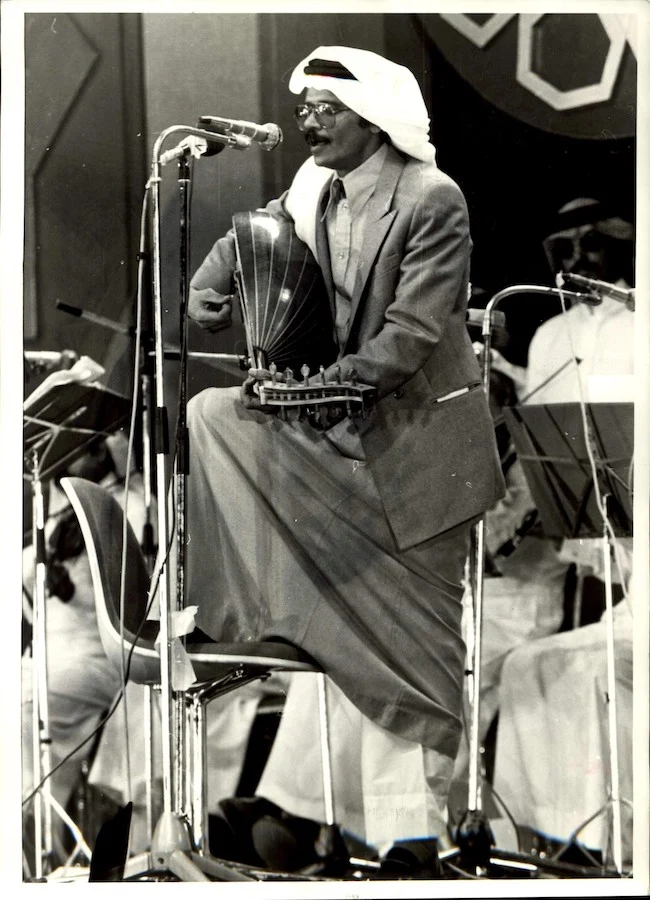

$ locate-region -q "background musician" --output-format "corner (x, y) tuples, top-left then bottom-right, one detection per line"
(183, 45), (504, 868)
(21, 434), (145, 867)
(491, 199), (635, 866)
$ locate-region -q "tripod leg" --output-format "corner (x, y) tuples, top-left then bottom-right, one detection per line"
(166, 850), (211, 882)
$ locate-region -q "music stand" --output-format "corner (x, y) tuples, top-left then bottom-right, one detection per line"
(23, 379), (130, 879)
(504, 401), (634, 873)
(504, 403), (633, 541)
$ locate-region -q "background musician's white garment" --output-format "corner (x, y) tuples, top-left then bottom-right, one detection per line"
(524, 294), (634, 404)
(21, 476), (145, 827)
(256, 674), (453, 852)
(492, 596), (634, 865)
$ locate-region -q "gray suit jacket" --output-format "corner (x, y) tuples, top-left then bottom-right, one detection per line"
(191, 144), (505, 551)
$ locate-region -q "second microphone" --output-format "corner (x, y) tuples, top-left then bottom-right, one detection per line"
(198, 116), (283, 151)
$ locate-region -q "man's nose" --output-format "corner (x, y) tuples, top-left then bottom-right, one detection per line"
(303, 108), (320, 129)
(567, 253), (594, 275)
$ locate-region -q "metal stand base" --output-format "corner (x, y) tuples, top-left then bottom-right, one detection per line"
(440, 809), (622, 879)
(122, 812), (256, 882)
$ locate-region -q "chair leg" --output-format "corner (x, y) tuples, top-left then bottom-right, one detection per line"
(142, 685), (155, 847)
(316, 673), (335, 827)
(185, 693), (208, 854)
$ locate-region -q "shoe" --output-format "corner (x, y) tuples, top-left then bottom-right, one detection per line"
(208, 796), (283, 866)
(251, 813), (322, 871)
(380, 837), (442, 879)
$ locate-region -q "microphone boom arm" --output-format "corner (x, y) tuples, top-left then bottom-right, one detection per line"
(155, 124), (250, 166)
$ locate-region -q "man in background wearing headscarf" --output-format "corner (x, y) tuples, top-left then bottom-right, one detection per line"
(525, 197), (635, 405)
(185, 46), (503, 867)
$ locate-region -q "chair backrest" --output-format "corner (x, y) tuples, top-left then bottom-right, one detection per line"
(60, 476), (159, 680)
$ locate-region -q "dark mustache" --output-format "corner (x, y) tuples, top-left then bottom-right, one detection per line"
(304, 130), (329, 145)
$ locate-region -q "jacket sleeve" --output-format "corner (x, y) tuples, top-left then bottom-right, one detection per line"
(325, 176), (471, 398)
(189, 193), (292, 295)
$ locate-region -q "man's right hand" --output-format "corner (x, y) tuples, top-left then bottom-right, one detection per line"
(188, 287), (233, 332)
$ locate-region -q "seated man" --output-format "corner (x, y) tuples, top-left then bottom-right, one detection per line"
(492, 553), (634, 867)
(21, 434), (146, 866)
(184, 45), (504, 862)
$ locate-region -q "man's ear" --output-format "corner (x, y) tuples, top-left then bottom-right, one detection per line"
(359, 117), (382, 134)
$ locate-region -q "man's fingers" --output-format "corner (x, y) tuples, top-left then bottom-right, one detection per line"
(188, 289), (233, 331)
(247, 367), (286, 382)
(194, 302), (232, 332)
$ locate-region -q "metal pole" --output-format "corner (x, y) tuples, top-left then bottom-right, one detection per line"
(149, 133), (174, 816)
(464, 284), (592, 815)
(172, 155), (192, 814)
(30, 451), (54, 877)
(602, 511), (623, 872)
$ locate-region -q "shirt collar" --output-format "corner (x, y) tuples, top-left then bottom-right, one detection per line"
(321, 143), (388, 221)
(340, 143), (388, 211)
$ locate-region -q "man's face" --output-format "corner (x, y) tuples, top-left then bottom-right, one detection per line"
(297, 88), (382, 176)
(546, 225), (613, 281)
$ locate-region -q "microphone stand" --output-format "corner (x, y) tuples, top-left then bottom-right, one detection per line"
(136, 124), (236, 878)
(446, 284), (626, 879)
(172, 153), (191, 822)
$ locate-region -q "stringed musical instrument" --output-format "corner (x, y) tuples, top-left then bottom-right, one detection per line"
(232, 211), (377, 420)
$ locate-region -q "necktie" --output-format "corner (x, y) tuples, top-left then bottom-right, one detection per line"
(327, 179), (351, 346)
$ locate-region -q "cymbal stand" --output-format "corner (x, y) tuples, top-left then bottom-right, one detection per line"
(448, 284), (623, 878)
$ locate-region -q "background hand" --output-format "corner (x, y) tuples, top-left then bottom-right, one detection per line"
(188, 287), (233, 332)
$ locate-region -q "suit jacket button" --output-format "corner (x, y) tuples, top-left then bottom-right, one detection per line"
(393, 388), (404, 399)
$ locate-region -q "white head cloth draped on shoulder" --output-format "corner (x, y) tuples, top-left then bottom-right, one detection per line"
(289, 46), (437, 165)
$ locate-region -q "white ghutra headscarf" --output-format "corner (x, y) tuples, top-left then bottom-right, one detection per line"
(288, 45), (436, 165)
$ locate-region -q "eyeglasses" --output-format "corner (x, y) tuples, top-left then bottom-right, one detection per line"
(294, 102), (350, 130)
(547, 230), (607, 264)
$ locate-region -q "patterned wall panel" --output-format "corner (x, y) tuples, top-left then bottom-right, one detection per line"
(24, 13), (146, 395)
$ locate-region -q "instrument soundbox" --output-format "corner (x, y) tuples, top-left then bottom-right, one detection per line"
(232, 211), (376, 420)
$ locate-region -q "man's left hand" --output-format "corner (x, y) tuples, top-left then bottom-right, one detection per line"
(240, 368), (284, 413)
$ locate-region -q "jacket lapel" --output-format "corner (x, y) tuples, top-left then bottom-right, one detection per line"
(314, 181), (336, 321)
(344, 147), (404, 347)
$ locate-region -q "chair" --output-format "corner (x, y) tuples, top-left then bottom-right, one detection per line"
(60, 476), (335, 882)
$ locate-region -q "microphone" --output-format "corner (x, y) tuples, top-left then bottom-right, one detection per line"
(559, 272), (635, 311)
(198, 116), (283, 151)
(159, 133), (227, 167)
